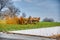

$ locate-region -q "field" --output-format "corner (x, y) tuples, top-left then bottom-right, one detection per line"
(0, 22), (60, 32)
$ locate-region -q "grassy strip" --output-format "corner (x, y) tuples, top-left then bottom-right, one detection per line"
(0, 22), (60, 32)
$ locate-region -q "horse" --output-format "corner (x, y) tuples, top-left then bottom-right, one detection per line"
(19, 16), (25, 24)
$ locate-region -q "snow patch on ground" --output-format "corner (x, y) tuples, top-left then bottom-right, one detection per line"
(9, 26), (60, 36)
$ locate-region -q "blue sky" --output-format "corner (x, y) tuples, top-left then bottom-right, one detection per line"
(12, 0), (59, 22)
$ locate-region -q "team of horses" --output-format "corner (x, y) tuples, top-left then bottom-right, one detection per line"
(19, 16), (40, 24)
(3, 16), (40, 24)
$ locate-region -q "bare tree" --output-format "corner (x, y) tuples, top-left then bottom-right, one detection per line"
(0, 0), (20, 19)
(43, 17), (54, 22)
(22, 13), (26, 18)
(7, 5), (20, 17)
(0, 0), (12, 19)
(0, 0), (11, 11)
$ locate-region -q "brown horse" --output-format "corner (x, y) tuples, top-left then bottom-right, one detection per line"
(32, 17), (40, 22)
(28, 17), (40, 24)
(24, 17), (40, 24)
(19, 16), (25, 24)
(23, 18), (28, 24)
